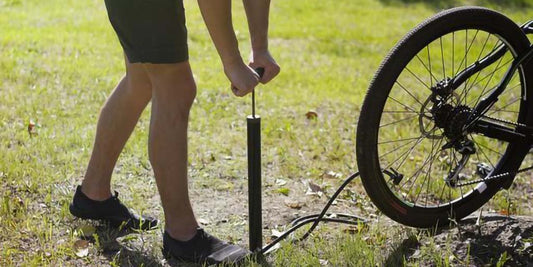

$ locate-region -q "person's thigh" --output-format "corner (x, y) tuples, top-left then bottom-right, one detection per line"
(104, 0), (188, 64)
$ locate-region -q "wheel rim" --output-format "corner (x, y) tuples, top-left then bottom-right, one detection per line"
(376, 28), (524, 209)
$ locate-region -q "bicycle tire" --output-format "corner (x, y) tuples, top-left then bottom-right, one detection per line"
(356, 6), (533, 228)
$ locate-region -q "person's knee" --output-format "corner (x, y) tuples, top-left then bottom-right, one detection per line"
(152, 78), (196, 123)
(145, 62), (197, 119)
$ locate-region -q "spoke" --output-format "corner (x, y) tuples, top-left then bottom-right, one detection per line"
(437, 166), (450, 207)
(378, 136), (426, 145)
(472, 137), (504, 157)
(487, 97), (520, 116)
(427, 45), (433, 86)
(470, 78), (518, 107)
(460, 33), (493, 105)
(379, 137), (421, 160)
(470, 55), (505, 110)
(452, 31), (455, 76)
(401, 138), (443, 203)
(452, 149), (466, 200)
(455, 30), (479, 78)
(424, 139), (440, 207)
(383, 135), (426, 171)
(383, 110), (421, 114)
(471, 135), (497, 169)
(379, 114), (418, 128)
(412, 138), (442, 205)
(440, 36), (446, 78)
(405, 66), (430, 89)
(395, 81), (428, 109)
(387, 95), (419, 114)
(396, 135), (442, 181)
(489, 110), (519, 115)
(463, 57), (511, 96)
(414, 51), (438, 85)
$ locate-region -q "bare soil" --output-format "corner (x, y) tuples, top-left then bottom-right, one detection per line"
(407, 213), (533, 266)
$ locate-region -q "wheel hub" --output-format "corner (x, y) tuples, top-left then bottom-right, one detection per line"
(443, 105), (471, 140)
(431, 101), (473, 138)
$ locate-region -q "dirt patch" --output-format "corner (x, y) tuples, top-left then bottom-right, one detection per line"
(408, 213), (533, 266)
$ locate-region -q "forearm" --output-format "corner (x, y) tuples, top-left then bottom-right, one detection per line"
(197, 0), (242, 65)
(242, 0), (271, 52)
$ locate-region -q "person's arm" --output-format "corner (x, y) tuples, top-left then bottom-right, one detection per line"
(197, 0), (259, 97)
(243, 0), (280, 83)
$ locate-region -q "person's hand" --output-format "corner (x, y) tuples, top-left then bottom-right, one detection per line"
(248, 49), (280, 84)
(224, 60), (260, 97)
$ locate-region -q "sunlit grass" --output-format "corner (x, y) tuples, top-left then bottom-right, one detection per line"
(1, 0), (533, 265)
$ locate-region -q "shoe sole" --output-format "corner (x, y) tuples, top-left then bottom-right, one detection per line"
(69, 203), (131, 228)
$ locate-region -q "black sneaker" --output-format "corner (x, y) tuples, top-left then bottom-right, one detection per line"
(69, 185), (158, 231)
(163, 228), (250, 265)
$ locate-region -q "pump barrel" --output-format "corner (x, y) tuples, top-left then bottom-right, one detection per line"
(247, 115), (262, 252)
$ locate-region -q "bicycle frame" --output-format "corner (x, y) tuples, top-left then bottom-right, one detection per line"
(447, 20), (533, 144)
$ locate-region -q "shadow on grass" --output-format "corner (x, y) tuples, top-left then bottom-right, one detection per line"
(378, 0), (532, 9)
(85, 226), (165, 267)
(91, 225), (270, 266)
(383, 235), (419, 266)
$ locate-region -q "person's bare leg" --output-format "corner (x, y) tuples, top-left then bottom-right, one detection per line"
(81, 58), (152, 200)
(144, 61), (199, 241)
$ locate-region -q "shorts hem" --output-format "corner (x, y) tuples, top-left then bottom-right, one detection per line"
(124, 45), (189, 64)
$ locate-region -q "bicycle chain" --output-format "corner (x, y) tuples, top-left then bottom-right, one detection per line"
(455, 165), (533, 187)
(454, 114), (533, 187)
(479, 113), (528, 128)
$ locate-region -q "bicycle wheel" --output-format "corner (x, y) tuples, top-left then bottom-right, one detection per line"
(356, 7), (533, 228)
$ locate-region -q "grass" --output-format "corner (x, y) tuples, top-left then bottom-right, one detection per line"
(2, 0), (533, 265)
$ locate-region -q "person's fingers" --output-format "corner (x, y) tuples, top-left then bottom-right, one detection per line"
(231, 81), (256, 97)
(260, 64), (280, 84)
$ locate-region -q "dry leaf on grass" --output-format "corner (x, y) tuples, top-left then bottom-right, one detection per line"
(27, 120), (40, 137)
(284, 201), (304, 209)
(275, 179), (287, 186)
(271, 229), (283, 238)
(306, 180), (324, 196)
(73, 239), (89, 258)
(305, 111), (318, 120)
(198, 218), (210, 225)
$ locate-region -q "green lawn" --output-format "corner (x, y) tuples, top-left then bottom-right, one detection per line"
(2, 0), (533, 265)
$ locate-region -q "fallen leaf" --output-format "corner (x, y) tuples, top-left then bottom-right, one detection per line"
(305, 111), (318, 120)
(284, 201), (303, 209)
(27, 120), (40, 137)
(499, 209), (510, 216)
(271, 229), (283, 238)
(322, 171), (342, 179)
(198, 218), (210, 225)
(308, 181), (323, 193)
(306, 180), (324, 196)
(275, 179), (287, 186)
(73, 239), (89, 258)
(277, 187), (290, 196)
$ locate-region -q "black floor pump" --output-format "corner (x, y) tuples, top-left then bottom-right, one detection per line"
(247, 68), (265, 253)
(246, 68), (367, 255)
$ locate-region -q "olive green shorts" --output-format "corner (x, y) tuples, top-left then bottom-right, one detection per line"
(104, 0), (188, 63)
